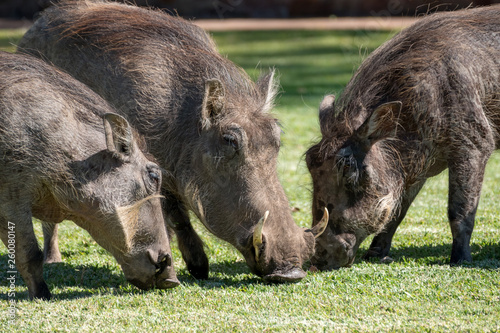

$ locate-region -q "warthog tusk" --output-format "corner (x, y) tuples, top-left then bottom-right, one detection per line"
(253, 210), (269, 261)
(311, 207), (329, 238)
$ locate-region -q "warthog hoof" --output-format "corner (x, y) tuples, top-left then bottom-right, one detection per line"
(380, 256), (394, 264)
(187, 264), (209, 280)
(43, 254), (63, 264)
(31, 281), (51, 301)
(362, 247), (384, 261)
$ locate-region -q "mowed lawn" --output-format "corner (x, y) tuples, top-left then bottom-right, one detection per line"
(1, 26), (499, 332)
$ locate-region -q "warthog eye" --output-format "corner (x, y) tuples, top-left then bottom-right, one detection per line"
(145, 165), (161, 193)
(149, 171), (159, 181)
(336, 152), (360, 185)
(223, 133), (239, 150)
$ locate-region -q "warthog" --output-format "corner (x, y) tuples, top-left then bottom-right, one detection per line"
(0, 51), (179, 300)
(306, 6), (500, 270)
(18, 1), (328, 282)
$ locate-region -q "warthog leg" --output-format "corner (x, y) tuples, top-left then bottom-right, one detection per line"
(363, 180), (426, 261)
(448, 144), (493, 264)
(163, 191), (209, 279)
(0, 206), (51, 300)
(42, 222), (62, 263)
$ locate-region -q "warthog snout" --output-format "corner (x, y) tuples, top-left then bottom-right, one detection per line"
(148, 250), (180, 289)
(312, 229), (357, 271)
(124, 249), (179, 290)
(249, 209), (329, 282)
(263, 267), (307, 283)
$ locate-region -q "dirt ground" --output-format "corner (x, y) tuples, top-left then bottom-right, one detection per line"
(195, 16), (417, 31)
(0, 16), (418, 31)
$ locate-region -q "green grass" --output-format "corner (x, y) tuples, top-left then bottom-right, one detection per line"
(0, 29), (25, 53)
(1, 28), (500, 332)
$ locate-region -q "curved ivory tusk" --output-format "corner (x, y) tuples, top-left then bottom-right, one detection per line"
(311, 207), (329, 238)
(253, 210), (269, 260)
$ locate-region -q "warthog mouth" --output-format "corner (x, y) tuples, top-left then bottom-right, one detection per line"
(128, 278), (154, 290)
(263, 266), (307, 283)
(128, 275), (179, 290)
(155, 277), (180, 289)
(310, 246), (356, 271)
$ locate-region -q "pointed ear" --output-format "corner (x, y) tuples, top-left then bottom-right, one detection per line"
(356, 101), (402, 145)
(103, 113), (134, 157)
(201, 79), (225, 128)
(318, 94), (335, 135)
(257, 69), (278, 113)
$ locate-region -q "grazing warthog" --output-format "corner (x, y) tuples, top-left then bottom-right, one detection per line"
(0, 51), (179, 300)
(306, 6), (500, 270)
(18, 1), (328, 282)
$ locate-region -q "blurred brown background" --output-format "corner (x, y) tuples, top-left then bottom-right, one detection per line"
(0, 0), (498, 20)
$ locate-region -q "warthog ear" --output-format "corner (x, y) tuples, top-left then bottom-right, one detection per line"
(257, 69), (278, 113)
(103, 113), (134, 157)
(201, 79), (225, 128)
(356, 101), (402, 147)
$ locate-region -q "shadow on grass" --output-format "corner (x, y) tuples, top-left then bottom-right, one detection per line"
(0, 255), (270, 301)
(174, 260), (272, 289)
(359, 242), (500, 269)
(0, 255), (128, 300)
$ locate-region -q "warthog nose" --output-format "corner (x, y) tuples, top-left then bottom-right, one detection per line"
(148, 250), (180, 289)
(156, 254), (180, 289)
(147, 250), (172, 273)
(155, 253), (172, 275)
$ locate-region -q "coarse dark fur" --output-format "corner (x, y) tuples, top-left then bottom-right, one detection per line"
(0, 51), (178, 300)
(18, 0), (326, 281)
(306, 6), (500, 269)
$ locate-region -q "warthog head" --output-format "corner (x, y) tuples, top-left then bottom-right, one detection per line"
(185, 76), (329, 281)
(306, 95), (403, 270)
(64, 114), (179, 289)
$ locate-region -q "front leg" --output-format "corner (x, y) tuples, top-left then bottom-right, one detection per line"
(363, 180), (426, 260)
(163, 190), (209, 279)
(362, 209), (406, 261)
(1, 213), (51, 300)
